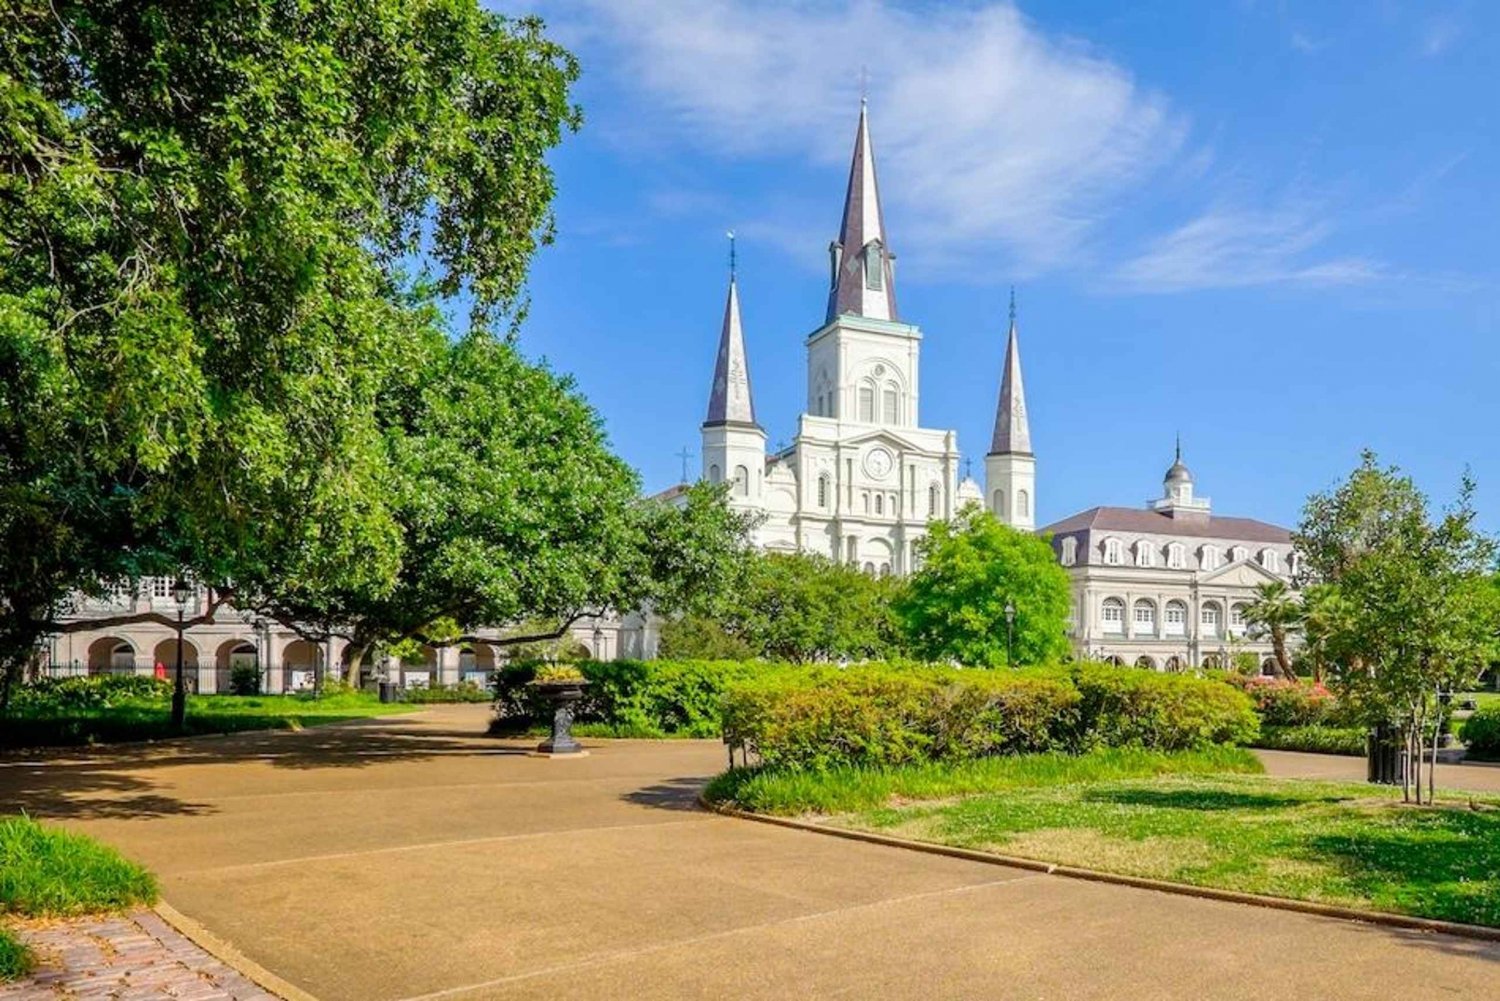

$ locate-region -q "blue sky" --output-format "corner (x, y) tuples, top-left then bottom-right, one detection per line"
(493, 1), (1496, 533)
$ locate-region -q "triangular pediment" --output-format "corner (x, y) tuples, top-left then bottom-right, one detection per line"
(1198, 559), (1283, 587)
(840, 427), (925, 452)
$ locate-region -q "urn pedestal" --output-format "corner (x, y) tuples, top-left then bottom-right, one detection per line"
(531, 680), (588, 757)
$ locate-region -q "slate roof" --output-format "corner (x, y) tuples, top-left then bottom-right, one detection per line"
(826, 101), (899, 323)
(1040, 506), (1291, 544)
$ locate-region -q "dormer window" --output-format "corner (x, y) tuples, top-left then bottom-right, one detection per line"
(1200, 545), (1219, 571)
(1134, 541), (1155, 568)
(1230, 546), (1249, 563)
(1261, 549), (1280, 573)
(1103, 538), (1123, 565)
(1167, 543), (1185, 569)
(1060, 537), (1077, 566)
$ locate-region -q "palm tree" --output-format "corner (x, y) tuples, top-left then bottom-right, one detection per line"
(1244, 580), (1303, 682)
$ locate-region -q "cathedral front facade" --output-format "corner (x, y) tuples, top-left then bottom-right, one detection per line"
(698, 102), (1295, 671)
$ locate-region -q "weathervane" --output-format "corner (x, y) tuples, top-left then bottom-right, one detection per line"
(727, 229), (736, 279)
(859, 65), (869, 105)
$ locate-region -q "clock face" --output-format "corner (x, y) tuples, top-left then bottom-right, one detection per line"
(863, 446), (894, 480)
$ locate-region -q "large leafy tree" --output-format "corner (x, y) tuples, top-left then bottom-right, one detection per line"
(242, 335), (752, 678)
(1294, 451), (1500, 802)
(0, 2), (579, 702)
(895, 505), (1072, 667)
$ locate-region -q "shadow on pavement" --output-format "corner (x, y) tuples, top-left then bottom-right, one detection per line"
(622, 776), (711, 813)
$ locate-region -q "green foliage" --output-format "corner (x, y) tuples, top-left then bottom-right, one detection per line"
(10, 674), (171, 712)
(0, 925), (31, 981)
(0, 0), (582, 688)
(1068, 663), (1259, 751)
(399, 682), (490, 704)
(1254, 725), (1367, 756)
(727, 552), (903, 663)
(1220, 675), (1347, 727)
(532, 664), (586, 684)
(703, 746), (1262, 815)
(1242, 580), (1303, 681)
(228, 665), (260, 697)
(895, 505), (1072, 666)
(721, 667), (1081, 771)
(1459, 705), (1500, 760)
(658, 615), (756, 661)
(0, 815), (156, 916)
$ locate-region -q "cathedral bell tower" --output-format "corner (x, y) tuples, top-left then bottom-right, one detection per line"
(701, 238), (767, 508)
(985, 291), (1036, 531)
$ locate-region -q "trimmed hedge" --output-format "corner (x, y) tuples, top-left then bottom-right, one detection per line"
(1255, 725), (1366, 756)
(9, 675), (172, 712)
(722, 664), (1257, 771)
(1460, 705), (1500, 760)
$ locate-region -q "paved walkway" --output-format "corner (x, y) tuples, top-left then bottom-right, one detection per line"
(2, 707), (1498, 1000)
(0, 910), (277, 1000)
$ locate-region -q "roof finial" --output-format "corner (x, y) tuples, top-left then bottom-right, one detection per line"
(727, 229), (736, 280)
(1175, 433), (1181, 464)
(1008, 286), (1017, 327)
(859, 65), (869, 106)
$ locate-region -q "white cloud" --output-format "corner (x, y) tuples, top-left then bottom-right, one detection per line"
(1111, 205), (1382, 293)
(1421, 16), (1461, 57)
(535, 0), (1184, 274)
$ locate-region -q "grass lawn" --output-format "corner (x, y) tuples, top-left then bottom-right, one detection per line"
(2, 690), (423, 749)
(0, 815), (158, 981)
(1457, 690), (1500, 712)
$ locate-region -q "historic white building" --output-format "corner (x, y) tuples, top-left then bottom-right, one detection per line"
(697, 100), (1295, 671)
(701, 100), (980, 575)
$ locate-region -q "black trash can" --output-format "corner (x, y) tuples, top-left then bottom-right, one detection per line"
(1367, 724), (1403, 785)
(379, 681), (399, 704)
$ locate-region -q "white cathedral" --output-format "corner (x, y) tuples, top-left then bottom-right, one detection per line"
(695, 101), (1296, 671)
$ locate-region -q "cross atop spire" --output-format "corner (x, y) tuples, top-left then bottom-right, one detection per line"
(703, 254), (758, 429)
(826, 100), (897, 323)
(989, 292), (1032, 456)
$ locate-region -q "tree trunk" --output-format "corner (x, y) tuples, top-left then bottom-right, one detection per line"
(1271, 627), (1297, 682)
(345, 641), (371, 690)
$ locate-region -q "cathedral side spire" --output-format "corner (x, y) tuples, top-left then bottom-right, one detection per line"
(826, 100), (897, 323)
(989, 291), (1032, 456)
(703, 242), (757, 428)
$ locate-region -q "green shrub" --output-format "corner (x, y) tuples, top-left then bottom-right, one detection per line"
(1461, 705), (1500, 760)
(402, 681), (490, 704)
(228, 665), (260, 696)
(1069, 663), (1259, 750)
(1255, 725), (1366, 756)
(722, 667), (1080, 771)
(10, 674), (171, 713)
(1220, 675), (1348, 726)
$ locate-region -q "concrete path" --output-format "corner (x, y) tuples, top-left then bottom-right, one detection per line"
(2, 707), (1497, 1000)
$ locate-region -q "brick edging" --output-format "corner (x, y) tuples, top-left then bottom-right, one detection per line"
(699, 795), (1500, 944)
(153, 901), (322, 1001)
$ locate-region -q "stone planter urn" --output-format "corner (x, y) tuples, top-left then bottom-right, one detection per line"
(530, 678), (589, 756)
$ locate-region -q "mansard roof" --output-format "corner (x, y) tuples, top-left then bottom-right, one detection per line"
(1040, 506), (1291, 544)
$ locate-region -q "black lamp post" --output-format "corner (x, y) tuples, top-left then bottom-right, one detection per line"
(592, 625), (604, 661)
(1004, 600), (1017, 668)
(170, 577), (191, 729)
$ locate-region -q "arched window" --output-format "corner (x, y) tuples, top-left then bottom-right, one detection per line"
(817, 475), (829, 509)
(865, 241), (884, 290)
(1017, 489), (1030, 518)
(1164, 600), (1187, 636)
(1135, 655), (1157, 670)
(879, 562), (891, 576)
(1200, 545), (1220, 571)
(858, 382), (875, 422)
(1060, 537), (1077, 566)
(928, 484), (939, 517)
(1261, 658), (1278, 677)
(1133, 599), (1157, 634)
(993, 489), (1006, 517)
(1134, 541), (1155, 568)
(882, 383), (899, 424)
(1101, 598), (1125, 633)
(1103, 538), (1123, 565)
(874, 494), (884, 515)
(862, 561), (876, 575)
(1260, 548), (1280, 573)
(733, 464), (749, 497)
(816, 393), (825, 417)
(1166, 543), (1185, 569)
(1230, 602), (1249, 631)
(1202, 653), (1223, 669)
(862, 492), (870, 513)
(1201, 601), (1222, 636)
(1164, 656), (1183, 672)
(708, 464), (721, 485)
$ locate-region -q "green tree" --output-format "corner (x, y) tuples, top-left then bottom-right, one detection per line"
(0, 1), (580, 716)
(1294, 451), (1500, 802)
(895, 505), (1072, 666)
(242, 337), (752, 681)
(1243, 580), (1304, 682)
(657, 616), (756, 661)
(723, 552), (901, 663)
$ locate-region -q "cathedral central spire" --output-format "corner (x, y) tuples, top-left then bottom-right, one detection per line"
(826, 100), (898, 323)
(703, 242), (757, 428)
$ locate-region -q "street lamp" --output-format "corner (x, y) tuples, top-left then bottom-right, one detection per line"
(170, 577), (191, 729)
(1004, 600), (1017, 668)
(592, 626), (604, 661)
